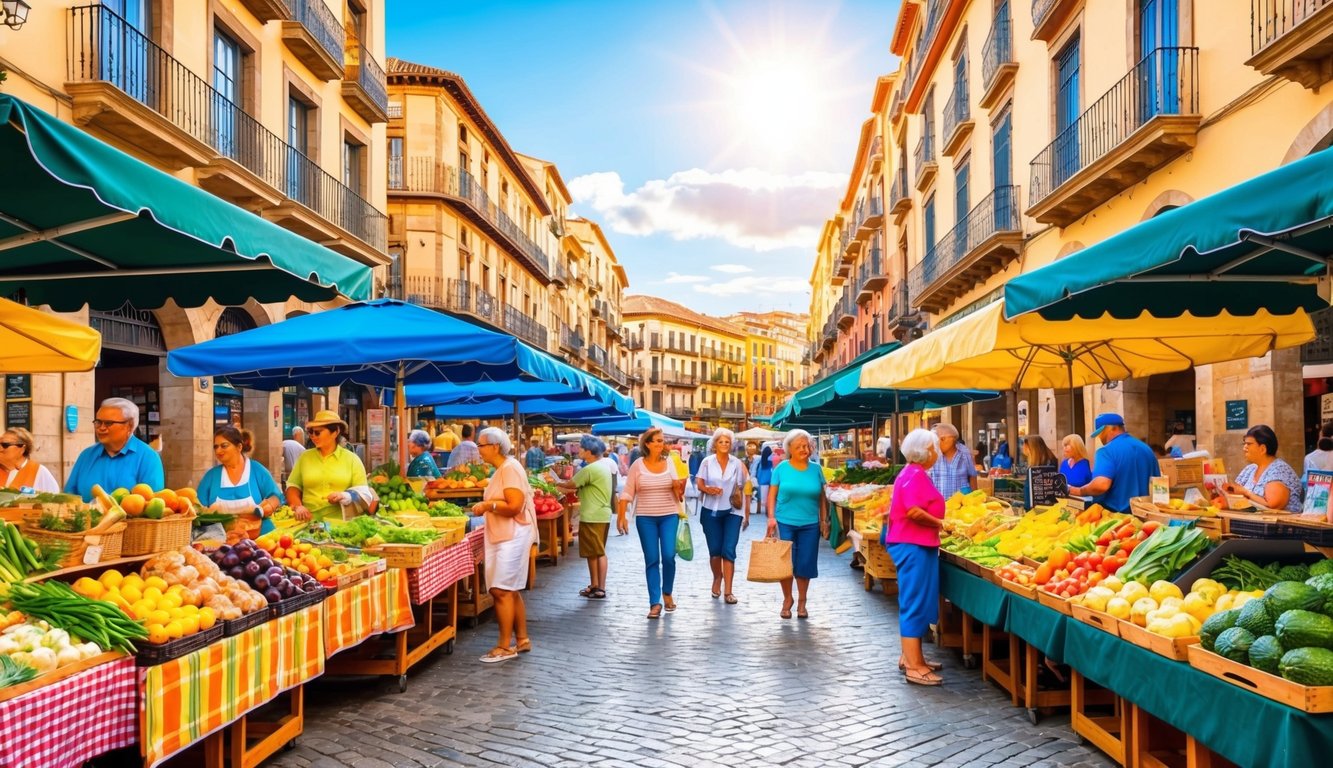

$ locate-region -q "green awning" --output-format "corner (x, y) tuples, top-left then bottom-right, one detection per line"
(0, 94), (372, 311)
(1004, 147), (1333, 321)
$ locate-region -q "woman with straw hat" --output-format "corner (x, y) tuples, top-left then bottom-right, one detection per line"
(284, 410), (371, 521)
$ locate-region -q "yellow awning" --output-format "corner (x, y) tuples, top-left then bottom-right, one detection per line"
(859, 300), (1316, 391)
(0, 297), (101, 373)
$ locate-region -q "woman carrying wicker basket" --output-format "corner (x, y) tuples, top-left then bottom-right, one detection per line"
(196, 426), (282, 540)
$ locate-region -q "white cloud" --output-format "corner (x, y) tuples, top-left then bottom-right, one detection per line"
(662, 272), (707, 284)
(568, 168), (843, 252)
(711, 264), (753, 274)
(693, 275), (810, 298)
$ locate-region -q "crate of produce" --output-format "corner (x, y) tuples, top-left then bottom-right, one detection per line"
(1070, 602), (1121, 637)
(320, 559), (381, 591)
(0, 651), (127, 704)
(365, 536), (450, 568)
(1170, 538), (1313, 592)
(1116, 618), (1197, 660)
(22, 522), (126, 568)
(1037, 589), (1074, 617)
(135, 623), (224, 666)
(1186, 644), (1333, 713)
(999, 577), (1038, 600)
(856, 536), (896, 580)
(221, 609), (272, 638)
(270, 585), (326, 618)
(120, 511), (195, 556)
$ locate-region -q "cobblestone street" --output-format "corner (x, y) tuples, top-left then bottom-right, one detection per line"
(273, 515), (1114, 768)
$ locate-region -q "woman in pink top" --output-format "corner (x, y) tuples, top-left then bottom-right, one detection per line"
(618, 427), (687, 619)
(883, 428), (947, 686)
(470, 427), (537, 663)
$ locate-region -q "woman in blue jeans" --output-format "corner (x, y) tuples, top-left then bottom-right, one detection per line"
(618, 427), (686, 619)
(766, 429), (829, 619)
(696, 427), (750, 604)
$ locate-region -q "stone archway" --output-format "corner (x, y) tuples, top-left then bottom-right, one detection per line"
(1282, 103), (1333, 164)
(1140, 190), (1194, 221)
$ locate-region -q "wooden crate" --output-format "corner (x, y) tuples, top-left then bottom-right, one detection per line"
(1116, 619), (1197, 661)
(1070, 602), (1122, 637)
(999, 578), (1038, 600)
(856, 536), (896, 579)
(1186, 644), (1333, 712)
(364, 535), (450, 568)
(1036, 589), (1074, 616)
(0, 651), (126, 704)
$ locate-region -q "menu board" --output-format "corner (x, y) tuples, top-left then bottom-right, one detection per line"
(1026, 465), (1068, 507)
(5, 401), (31, 430)
(5, 375), (31, 400)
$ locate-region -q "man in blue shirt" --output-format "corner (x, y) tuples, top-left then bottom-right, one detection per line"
(525, 438), (547, 471)
(1067, 413), (1159, 513)
(65, 397), (165, 500)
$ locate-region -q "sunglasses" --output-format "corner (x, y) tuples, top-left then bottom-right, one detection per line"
(477, 441), (494, 448)
(92, 419), (129, 428)
(307, 427), (330, 436)
(0, 442), (23, 449)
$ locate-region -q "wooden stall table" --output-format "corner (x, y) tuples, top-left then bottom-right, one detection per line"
(324, 532), (475, 692)
(457, 529), (493, 625)
(143, 604), (325, 768)
(938, 563), (1008, 669)
(1071, 671), (1132, 767)
(1005, 591), (1077, 724)
(0, 655), (138, 768)
(535, 510), (562, 565)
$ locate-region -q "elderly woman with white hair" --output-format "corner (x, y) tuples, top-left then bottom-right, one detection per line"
(469, 426), (537, 663)
(697, 427), (750, 604)
(765, 429), (829, 620)
(885, 428), (948, 686)
(405, 429), (442, 479)
(927, 423), (976, 499)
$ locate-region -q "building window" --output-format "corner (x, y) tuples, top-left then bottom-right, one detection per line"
(343, 137), (365, 196)
(924, 194), (937, 254)
(1054, 35), (1081, 187)
(212, 29), (243, 159)
(287, 95), (313, 201)
(954, 159), (969, 226)
(388, 136), (403, 189)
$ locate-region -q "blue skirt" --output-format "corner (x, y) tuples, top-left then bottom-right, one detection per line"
(885, 542), (939, 639)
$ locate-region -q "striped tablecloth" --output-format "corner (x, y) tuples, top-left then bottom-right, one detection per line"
(323, 568), (414, 657)
(140, 604), (325, 767)
(407, 531), (484, 604)
(0, 655), (137, 768)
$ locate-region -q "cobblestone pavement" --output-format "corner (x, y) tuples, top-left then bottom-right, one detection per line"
(271, 514), (1115, 768)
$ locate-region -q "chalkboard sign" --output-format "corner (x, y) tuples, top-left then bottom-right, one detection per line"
(5, 401), (31, 430)
(1026, 465), (1068, 507)
(5, 375), (30, 400)
(1225, 400), (1248, 431)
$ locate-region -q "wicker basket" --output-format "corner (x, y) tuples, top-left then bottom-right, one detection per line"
(121, 511), (196, 556)
(22, 522), (126, 568)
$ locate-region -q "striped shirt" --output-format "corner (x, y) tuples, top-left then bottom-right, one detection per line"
(621, 459), (679, 517)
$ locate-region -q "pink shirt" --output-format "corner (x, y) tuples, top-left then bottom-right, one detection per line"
(621, 459), (679, 517)
(482, 458), (535, 543)
(886, 463), (945, 547)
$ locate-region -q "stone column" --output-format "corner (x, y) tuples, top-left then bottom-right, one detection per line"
(243, 389), (283, 479)
(1197, 350), (1303, 475)
(159, 360), (212, 489)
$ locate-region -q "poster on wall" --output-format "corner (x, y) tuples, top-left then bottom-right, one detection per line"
(367, 409), (385, 468)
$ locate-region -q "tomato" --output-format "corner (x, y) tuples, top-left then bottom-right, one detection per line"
(1141, 521), (1161, 535)
(279, 534), (292, 549)
(1120, 539), (1140, 555)
(1070, 567), (1088, 580)
(1088, 553), (1103, 568)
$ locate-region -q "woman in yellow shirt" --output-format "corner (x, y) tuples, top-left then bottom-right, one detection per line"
(284, 410), (370, 521)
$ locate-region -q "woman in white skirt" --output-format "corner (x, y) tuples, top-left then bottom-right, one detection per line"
(470, 426), (537, 663)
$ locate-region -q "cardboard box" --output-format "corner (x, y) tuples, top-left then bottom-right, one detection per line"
(1158, 457), (1205, 492)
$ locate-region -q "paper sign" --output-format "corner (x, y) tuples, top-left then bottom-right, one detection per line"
(1150, 476), (1170, 505)
(82, 544), (103, 565)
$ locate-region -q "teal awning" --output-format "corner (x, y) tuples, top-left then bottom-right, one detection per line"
(0, 94), (372, 310)
(1004, 147), (1333, 321)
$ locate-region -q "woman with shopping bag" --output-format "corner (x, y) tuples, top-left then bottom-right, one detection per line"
(618, 427), (687, 619)
(696, 427), (750, 605)
(884, 428), (947, 686)
(765, 429), (828, 619)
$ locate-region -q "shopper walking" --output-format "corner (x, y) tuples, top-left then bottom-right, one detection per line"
(696, 428), (750, 604)
(557, 436), (614, 600)
(884, 428), (947, 686)
(470, 427), (536, 663)
(766, 429), (828, 620)
(618, 427), (686, 619)
(753, 444), (775, 515)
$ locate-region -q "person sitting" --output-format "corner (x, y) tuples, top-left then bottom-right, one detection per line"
(1226, 424), (1303, 513)
(65, 397), (164, 501)
(991, 440), (1014, 471)
(0, 427), (60, 493)
(406, 429), (442, 478)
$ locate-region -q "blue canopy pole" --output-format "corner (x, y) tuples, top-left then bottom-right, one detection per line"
(397, 361), (407, 475)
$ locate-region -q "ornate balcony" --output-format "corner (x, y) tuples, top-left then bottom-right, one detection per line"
(1031, 0), (1080, 43)
(914, 133), (937, 192)
(868, 135), (885, 174)
(662, 372), (698, 388)
(836, 289), (857, 331)
(502, 304), (548, 350)
(403, 276), (501, 329)
(980, 12), (1017, 110)
(1028, 47), (1200, 228)
(342, 34), (389, 123)
(886, 279), (919, 342)
(588, 344), (608, 370)
(1248, 0), (1333, 89)
(858, 196), (884, 236)
(941, 80), (973, 158)
(909, 186), (1022, 314)
(279, 0), (344, 81)
(889, 167), (912, 218)
(559, 323), (584, 357)
(856, 246), (886, 305)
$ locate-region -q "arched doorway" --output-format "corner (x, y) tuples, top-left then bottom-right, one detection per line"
(90, 302), (167, 446)
(211, 307), (258, 430)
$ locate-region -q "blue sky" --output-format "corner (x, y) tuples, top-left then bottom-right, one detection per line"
(388, 1), (900, 316)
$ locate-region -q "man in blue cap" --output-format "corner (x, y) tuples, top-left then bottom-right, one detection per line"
(1066, 413), (1159, 513)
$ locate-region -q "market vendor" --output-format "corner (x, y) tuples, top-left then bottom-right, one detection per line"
(284, 410), (371, 522)
(1225, 424), (1303, 513)
(196, 426), (283, 538)
(65, 397), (165, 501)
(1066, 413), (1159, 513)
(0, 427), (60, 493)
(406, 429), (442, 478)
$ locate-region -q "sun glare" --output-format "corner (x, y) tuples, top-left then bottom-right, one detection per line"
(731, 56), (821, 155)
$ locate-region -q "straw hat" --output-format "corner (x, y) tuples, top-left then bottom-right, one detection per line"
(306, 409), (347, 432)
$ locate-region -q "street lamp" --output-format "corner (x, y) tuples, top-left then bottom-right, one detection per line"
(1, 0), (30, 30)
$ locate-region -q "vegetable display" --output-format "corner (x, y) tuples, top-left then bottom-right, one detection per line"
(0, 653), (38, 689)
(0, 521), (55, 584)
(207, 539), (322, 605)
(72, 568), (220, 645)
(1, 580), (147, 654)
(1112, 524), (1211, 585)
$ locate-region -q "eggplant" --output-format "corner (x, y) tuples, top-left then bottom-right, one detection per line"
(264, 587), (282, 604)
(253, 574), (270, 591)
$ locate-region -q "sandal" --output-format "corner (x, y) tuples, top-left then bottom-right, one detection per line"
(663, 596), (676, 612)
(480, 646), (517, 664)
(899, 658), (944, 672)
(780, 598), (793, 619)
(513, 638), (532, 654)
(589, 588), (606, 599)
(724, 594), (738, 605)
(904, 668), (943, 686)
(578, 585), (593, 598)
(647, 604), (663, 620)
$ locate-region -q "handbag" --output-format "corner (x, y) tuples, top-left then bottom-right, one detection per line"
(675, 518), (694, 561)
(729, 485), (744, 509)
(746, 536), (792, 583)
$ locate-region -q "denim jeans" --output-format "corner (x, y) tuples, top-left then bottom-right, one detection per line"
(634, 514), (679, 607)
(699, 509), (742, 561)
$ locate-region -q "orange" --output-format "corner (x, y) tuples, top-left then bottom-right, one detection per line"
(73, 577), (104, 599)
(180, 614), (201, 635)
(120, 585), (143, 604)
(130, 483), (156, 500)
(176, 487), (199, 504)
(148, 609), (172, 626)
(198, 607), (217, 630)
(154, 488), (179, 513)
(99, 569), (124, 589)
(120, 494), (146, 517)
(164, 620), (184, 640)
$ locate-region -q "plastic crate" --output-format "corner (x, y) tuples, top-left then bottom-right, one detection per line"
(221, 609), (272, 638)
(270, 585), (326, 618)
(1228, 518), (1333, 547)
(135, 623), (224, 666)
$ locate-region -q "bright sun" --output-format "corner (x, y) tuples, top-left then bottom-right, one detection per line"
(731, 56), (821, 155)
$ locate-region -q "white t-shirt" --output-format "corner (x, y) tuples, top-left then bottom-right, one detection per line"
(697, 454), (748, 515)
(1164, 434), (1196, 454)
(597, 456), (622, 493)
(1304, 449), (1333, 475)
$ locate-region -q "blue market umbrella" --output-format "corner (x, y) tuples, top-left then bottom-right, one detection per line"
(590, 409), (684, 436)
(168, 299), (628, 469)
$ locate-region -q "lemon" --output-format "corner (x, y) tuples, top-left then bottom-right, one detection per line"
(142, 586), (164, 603)
(99, 569), (124, 588)
(120, 585), (142, 604)
(198, 608), (217, 630)
(144, 576), (169, 592)
(73, 577), (104, 599)
(165, 620), (185, 640)
(180, 615), (201, 635)
(148, 609), (172, 626)
(146, 624), (169, 644)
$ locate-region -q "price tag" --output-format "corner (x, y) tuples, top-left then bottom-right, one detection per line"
(83, 544), (104, 565)
(1150, 476), (1170, 506)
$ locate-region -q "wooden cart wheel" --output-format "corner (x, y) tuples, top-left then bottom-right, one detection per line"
(397, 675), (408, 693)
(286, 739), (298, 751)
(444, 639), (454, 655)
(864, 573), (873, 591)
(1026, 708), (1040, 725)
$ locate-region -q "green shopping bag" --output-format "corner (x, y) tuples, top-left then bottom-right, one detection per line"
(675, 518), (694, 561)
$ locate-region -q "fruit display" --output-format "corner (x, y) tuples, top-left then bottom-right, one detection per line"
(207, 539), (322, 606)
(71, 568), (219, 645)
(426, 463), (493, 491)
(324, 516), (440, 548)
(425, 500), (468, 518)
(1211, 555), (1333, 592)
(0, 619), (106, 683)
(253, 532), (363, 582)
(941, 537), (1012, 568)
(996, 561), (1036, 586)
(944, 490), (1008, 526)
(1195, 569), (1333, 686)
(992, 503), (1083, 561)
(103, 483), (198, 520)
(2, 580), (147, 653)
(136, 547), (267, 623)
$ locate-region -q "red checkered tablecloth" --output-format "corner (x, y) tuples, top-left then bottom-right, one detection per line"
(466, 527), (485, 564)
(407, 532), (482, 603)
(0, 655), (137, 768)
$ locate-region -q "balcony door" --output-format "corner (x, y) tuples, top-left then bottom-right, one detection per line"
(992, 110), (1014, 229)
(102, 0), (152, 105)
(212, 30), (242, 161)
(1138, 0), (1180, 120)
(1054, 36), (1080, 189)
(287, 97), (310, 203)
(953, 160), (969, 259)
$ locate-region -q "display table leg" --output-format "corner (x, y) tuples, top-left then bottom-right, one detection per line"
(960, 610), (980, 667)
(536, 516), (559, 565)
(1184, 736), (1239, 768)
(1014, 642), (1072, 724)
(934, 597), (964, 651)
(981, 624), (1018, 705)
(1130, 703), (1188, 768)
(325, 585), (458, 692)
(459, 562), (494, 624)
(223, 685), (304, 768)
(1070, 671), (1129, 766)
